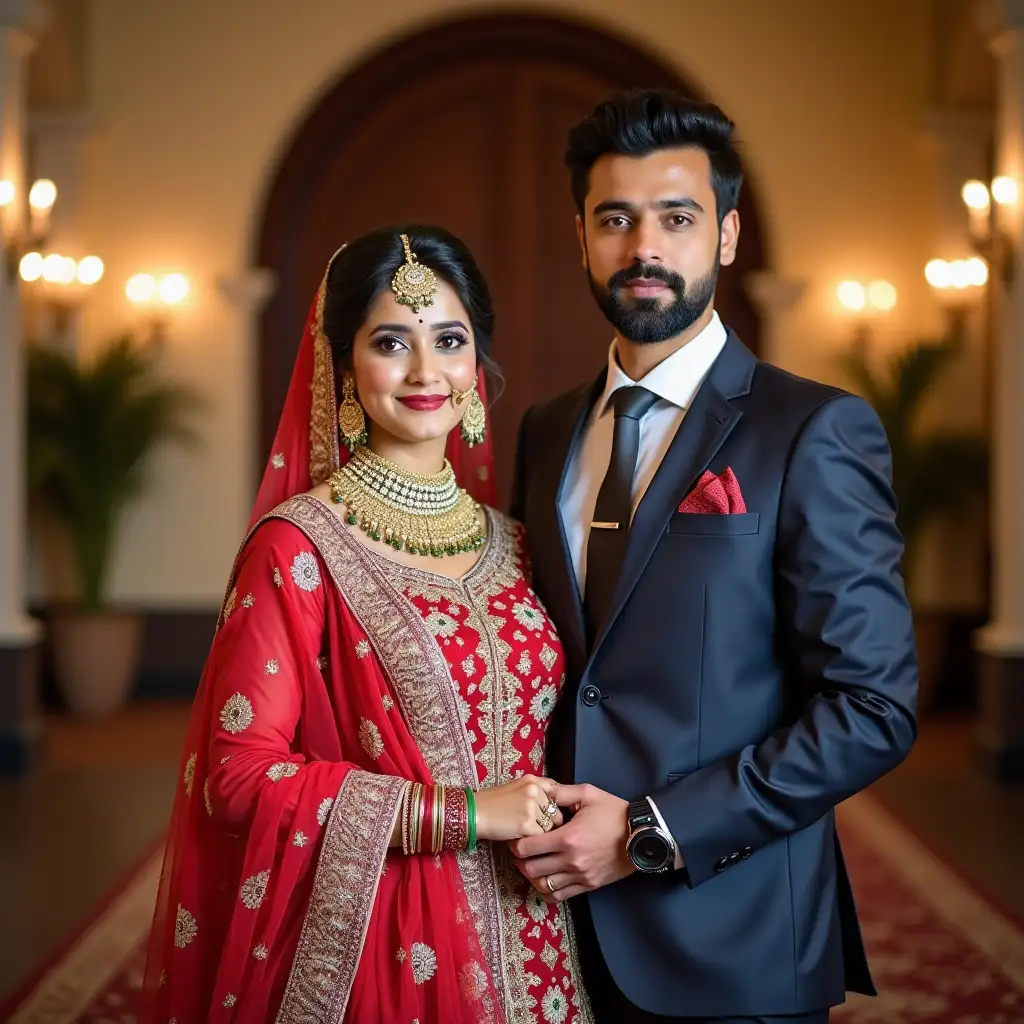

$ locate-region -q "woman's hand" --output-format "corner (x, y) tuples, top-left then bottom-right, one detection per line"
(474, 774), (563, 842)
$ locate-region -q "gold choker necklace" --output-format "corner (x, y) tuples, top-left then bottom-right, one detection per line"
(328, 446), (485, 557)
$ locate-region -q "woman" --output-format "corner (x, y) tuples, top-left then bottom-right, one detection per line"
(142, 226), (592, 1023)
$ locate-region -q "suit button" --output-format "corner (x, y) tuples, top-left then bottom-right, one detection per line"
(714, 857), (729, 873)
(729, 852), (742, 866)
(581, 685), (601, 707)
(741, 846), (753, 859)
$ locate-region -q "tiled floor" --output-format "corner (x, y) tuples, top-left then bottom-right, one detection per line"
(0, 704), (1022, 1004)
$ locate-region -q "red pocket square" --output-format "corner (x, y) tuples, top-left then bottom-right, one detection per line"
(677, 468), (747, 515)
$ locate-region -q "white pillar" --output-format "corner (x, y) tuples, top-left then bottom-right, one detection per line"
(973, 0), (1024, 782)
(0, 0), (48, 774)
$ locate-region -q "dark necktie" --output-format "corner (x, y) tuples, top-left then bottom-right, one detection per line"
(583, 385), (660, 645)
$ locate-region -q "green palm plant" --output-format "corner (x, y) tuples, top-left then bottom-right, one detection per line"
(26, 335), (204, 611)
(837, 322), (988, 598)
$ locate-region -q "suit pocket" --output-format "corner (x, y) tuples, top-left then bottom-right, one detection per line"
(667, 512), (760, 536)
(666, 772), (689, 783)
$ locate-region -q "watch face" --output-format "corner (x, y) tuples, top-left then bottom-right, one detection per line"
(629, 829), (672, 872)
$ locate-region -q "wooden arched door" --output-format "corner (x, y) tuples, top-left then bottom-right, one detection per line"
(256, 14), (767, 503)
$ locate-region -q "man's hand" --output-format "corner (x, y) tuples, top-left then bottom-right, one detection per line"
(509, 783), (634, 902)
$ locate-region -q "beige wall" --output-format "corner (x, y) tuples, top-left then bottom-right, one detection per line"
(38, 0), (958, 606)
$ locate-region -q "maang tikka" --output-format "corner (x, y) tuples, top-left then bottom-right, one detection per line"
(452, 383), (486, 448)
(391, 233), (438, 313)
(338, 373), (368, 452)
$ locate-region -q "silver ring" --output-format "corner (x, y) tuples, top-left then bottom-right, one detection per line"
(544, 801), (557, 816)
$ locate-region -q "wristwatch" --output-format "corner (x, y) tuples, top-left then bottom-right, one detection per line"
(626, 797), (675, 873)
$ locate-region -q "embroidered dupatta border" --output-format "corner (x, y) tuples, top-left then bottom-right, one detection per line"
(269, 495), (507, 1017)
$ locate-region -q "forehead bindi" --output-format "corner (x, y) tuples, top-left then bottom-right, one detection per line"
(587, 148), (715, 214)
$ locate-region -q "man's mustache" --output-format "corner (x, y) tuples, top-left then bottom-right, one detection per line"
(607, 263), (684, 292)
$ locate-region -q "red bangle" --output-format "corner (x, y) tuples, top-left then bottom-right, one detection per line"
(442, 787), (469, 852)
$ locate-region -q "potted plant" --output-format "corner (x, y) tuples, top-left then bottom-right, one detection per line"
(26, 334), (203, 717)
(838, 321), (988, 710)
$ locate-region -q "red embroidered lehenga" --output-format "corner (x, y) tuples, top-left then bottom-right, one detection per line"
(140, 255), (591, 1023)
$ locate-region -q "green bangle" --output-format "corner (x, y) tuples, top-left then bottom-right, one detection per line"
(464, 787), (477, 852)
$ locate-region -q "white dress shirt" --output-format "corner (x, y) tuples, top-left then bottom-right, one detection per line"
(559, 311), (728, 597)
(558, 311), (728, 871)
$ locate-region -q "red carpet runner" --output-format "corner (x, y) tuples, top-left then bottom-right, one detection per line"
(3, 794), (1023, 1022)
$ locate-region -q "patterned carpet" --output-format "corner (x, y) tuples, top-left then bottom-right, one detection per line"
(3, 795), (1023, 1023)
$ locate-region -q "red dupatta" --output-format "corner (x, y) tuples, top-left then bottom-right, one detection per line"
(141, 249), (503, 1022)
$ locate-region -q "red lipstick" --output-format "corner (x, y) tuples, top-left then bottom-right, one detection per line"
(397, 394), (449, 412)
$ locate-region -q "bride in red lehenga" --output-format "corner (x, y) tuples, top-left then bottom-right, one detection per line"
(140, 226), (592, 1023)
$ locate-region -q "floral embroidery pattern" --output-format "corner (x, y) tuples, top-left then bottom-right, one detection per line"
(174, 905), (198, 948)
(410, 942), (438, 984)
(542, 985), (569, 1023)
(273, 567), (284, 588)
(241, 592), (255, 608)
(355, 639), (371, 659)
(424, 610), (459, 638)
(512, 599), (544, 632)
(539, 644), (558, 671)
(266, 762), (300, 782)
(252, 943), (269, 961)
(290, 550), (321, 591)
(203, 778), (213, 817)
(359, 718), (385, 759)
(293, 831), (308, 847)
(530, 685), (557, 722)
(223, 993), (237, 1008)
(220, 693), (254, 734)
(317, 797), (334, 826)
(264, 659), (280, 675)
(240, 870), (271, 910)
(382, 694), (394, 710)
(271, 453), (286, 469)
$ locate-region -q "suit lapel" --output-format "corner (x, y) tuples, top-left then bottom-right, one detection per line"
(590, 332), (757, 656)
(534, 372), (605, 664)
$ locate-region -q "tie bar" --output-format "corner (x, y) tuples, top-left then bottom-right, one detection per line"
(590, 521), (621, 530)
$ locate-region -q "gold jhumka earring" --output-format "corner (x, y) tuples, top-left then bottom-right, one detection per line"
(452, 384), (486, 448)
(338, 373), (368, 452)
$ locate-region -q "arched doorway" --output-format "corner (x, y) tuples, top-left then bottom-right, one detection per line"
(256, 14), (768, 503)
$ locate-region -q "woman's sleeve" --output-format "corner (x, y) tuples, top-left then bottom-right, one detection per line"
(205, 518), (360, 826)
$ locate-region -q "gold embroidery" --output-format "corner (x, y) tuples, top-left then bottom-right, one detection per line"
(242, 592), (255, 608)
(539, 644), (557, 671)
(273, 567), (284, 587)
(203, 778), (213, 817)
(253, 943), (269, 960)
(541, 985), (570, 1023)
(410, 942), (438, 984)
(358, 718), (384, 759)
(355, 639), (371, 659)
(293, 830), (308, 847)
(220, 693), (254, 734)
(266, 762), (299, 781)
(278, 771), (406, 1021)
(382, 694), (394, 710)
(223, 993), (237, 1007)
(223, 587), (238, 620)
(308, 256), (341, 488)
(271, 453), (286, 469)
(183, 752), (196, 796)
(174, 905), (197, 948)
(265, 659), (280, 675)
(396, 946), (407, 962)
(240, 870), (270, 909)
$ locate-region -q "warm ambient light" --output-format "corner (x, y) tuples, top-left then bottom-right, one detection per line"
(42, 253), (77, 285)
(991, 175), (1019, 206)
(126, 273), (157, 303)
(961, 180), (991, 212)
(28, 178), (57, 212)
(0, 180), (14, 207)
(76, 255), (105, 286)
(837, 280), (867, 311)
(866, 280), (897, 311)
(157, 272), (190, 305)
(18, 251), (43, 282)
(925, 257), (988, 290)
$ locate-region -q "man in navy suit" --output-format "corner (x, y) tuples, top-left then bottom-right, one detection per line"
(509, 89), (918, 1023)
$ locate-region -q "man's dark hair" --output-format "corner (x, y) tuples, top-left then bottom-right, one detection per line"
(565, 89), (743, 225)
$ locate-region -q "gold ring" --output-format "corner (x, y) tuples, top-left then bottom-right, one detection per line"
(546, 875), (557, 894)
(538, 812), (553, 832)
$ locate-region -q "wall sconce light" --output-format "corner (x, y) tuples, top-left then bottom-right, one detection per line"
(126, 272), (192, 343)
(961, 177), (1016, 286)
(0, 177), (60, 280)
(925, 256), (987, 332)
(836, 278), (896, 346)
(18, 250), (105, 334)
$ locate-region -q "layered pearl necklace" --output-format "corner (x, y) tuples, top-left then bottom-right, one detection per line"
(328, 446), (485, 557)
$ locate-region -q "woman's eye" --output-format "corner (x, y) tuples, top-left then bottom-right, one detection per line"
(437, 333), (468, 350)
(374, 336), (406, 353)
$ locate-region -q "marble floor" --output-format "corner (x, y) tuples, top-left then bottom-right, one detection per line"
(0, 703), (1022, 1004)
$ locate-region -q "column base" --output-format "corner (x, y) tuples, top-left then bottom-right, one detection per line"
(0, 640), (42, 776)
(973, 648), (1024, 785)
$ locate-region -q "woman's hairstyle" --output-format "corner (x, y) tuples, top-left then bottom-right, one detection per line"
(322, 225), (501, 390)
(565, 88), (743, 227)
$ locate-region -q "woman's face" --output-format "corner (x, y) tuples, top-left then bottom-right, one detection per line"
(349, 278), (479, 447)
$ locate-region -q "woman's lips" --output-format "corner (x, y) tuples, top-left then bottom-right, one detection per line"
(397, 394), (449, 412)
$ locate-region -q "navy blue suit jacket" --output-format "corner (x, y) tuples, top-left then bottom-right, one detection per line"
(509, 332), (918, 1017)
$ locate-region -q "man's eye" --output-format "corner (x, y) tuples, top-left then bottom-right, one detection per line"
(602, 216), (629, 228)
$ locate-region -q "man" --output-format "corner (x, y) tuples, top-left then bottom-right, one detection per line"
(508, 89), (918, 1023)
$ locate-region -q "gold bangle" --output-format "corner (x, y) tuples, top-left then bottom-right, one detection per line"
(435, 786), (446, 854)
(410, 783), (423, 854)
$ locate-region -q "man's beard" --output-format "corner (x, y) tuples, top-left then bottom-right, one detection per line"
(588, 254), (719, 344)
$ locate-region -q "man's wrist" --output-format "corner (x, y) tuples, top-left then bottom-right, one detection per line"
(625, 797), (678, 873)
(644, 796), (684, 870)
